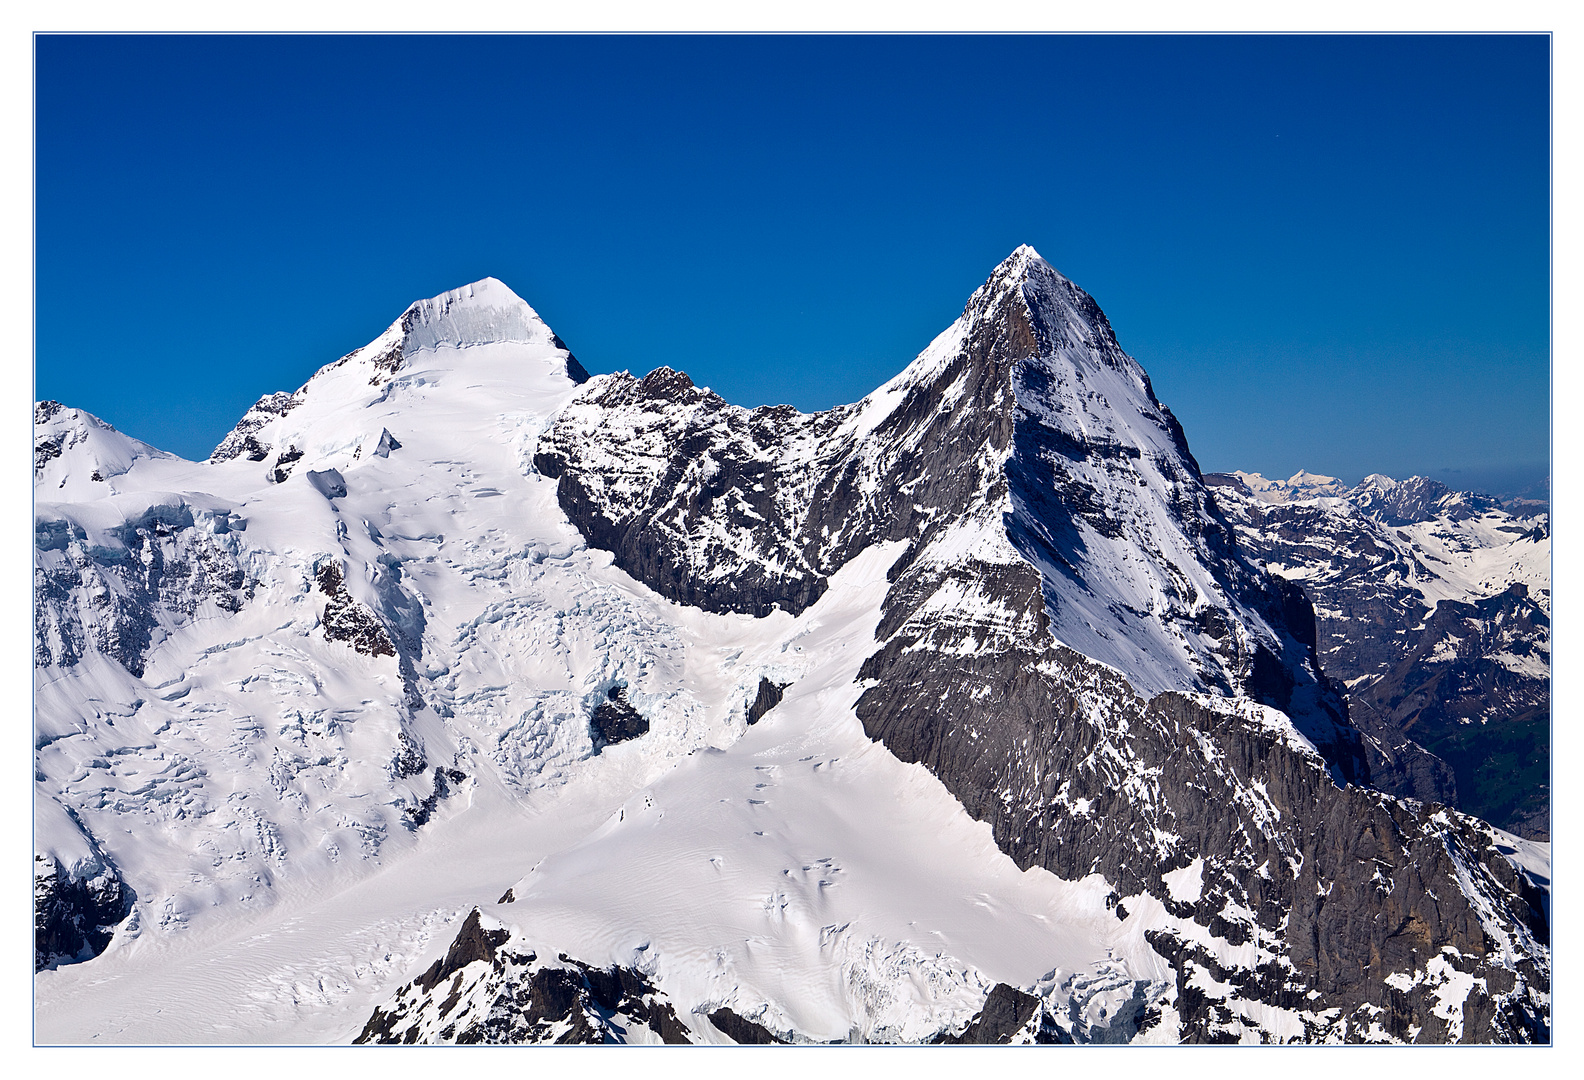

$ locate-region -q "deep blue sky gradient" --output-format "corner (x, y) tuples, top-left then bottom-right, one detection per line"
(35, 34), (1550, 491)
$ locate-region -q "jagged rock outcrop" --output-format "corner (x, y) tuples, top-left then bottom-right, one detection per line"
(931, 983), (1070, 1044)
(745, 677), (789, 725)
(403, 767), (468, 829)
(210, 392), (301, 463)
(589, 685), (649, 748)
(34, 795), (134, 971)
(315, 560), (396, 658)
(34, 853), (132, 973)
(355, 910), (693, 1045)
(706, 1007), (788, 1044)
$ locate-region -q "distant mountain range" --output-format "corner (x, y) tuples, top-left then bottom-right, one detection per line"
(1207, 470), (1549, 839)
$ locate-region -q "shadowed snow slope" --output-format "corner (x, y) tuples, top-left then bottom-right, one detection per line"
(35, 255), (1549, 1044)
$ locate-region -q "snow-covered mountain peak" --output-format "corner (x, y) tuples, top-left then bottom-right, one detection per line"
(1352, 472), (1400, 495)
(971, 245), (1083, 323)
(1229, 470), (1349, 504)
(393, 276), (555, 355)
(982, 243), (1082, 290)
(871, 244), (1137, 416)
(208, 278), (587, 468)
(1288, 469), (1345, 491)
(34, 400), (173, 500)
(993, 242), (1060, 281)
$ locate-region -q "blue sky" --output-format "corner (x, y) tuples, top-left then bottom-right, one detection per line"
(35, 34), (1549, 492)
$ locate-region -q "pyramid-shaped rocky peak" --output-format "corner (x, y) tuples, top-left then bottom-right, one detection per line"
(535, 247), (1352, 761)
(963, 245), (1140, 379)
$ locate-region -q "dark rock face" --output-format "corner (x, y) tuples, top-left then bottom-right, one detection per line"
(557, 341), (590, 384)
(403, 767), (468, 829)
(590, 685), (649, 748)
(210, 391), (301, 463)
(316, 561), (397, 659)
(707, 1008), (787, 1044)
(864, 648), (1548, 1041)
(531, 248), (1548, 1042)
(931, 983), (1069, 1044)
(534, 367), (852, 618)
(413, 908), (510, 993)
(745, 678), (789, 725)
(34, 853), (132, 972)
(356, 912), (693, 1045)
(268, 445), (304, 484)
(1209, 476), (1550, 839)
(1354, 586), (1548, 837)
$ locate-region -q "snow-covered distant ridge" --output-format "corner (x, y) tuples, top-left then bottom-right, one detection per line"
(1210, 466), (1548, 617)
(1227, 469), (1538, 523)
(1229, 469), (1349, 503)
(35, 400), (175, 500)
